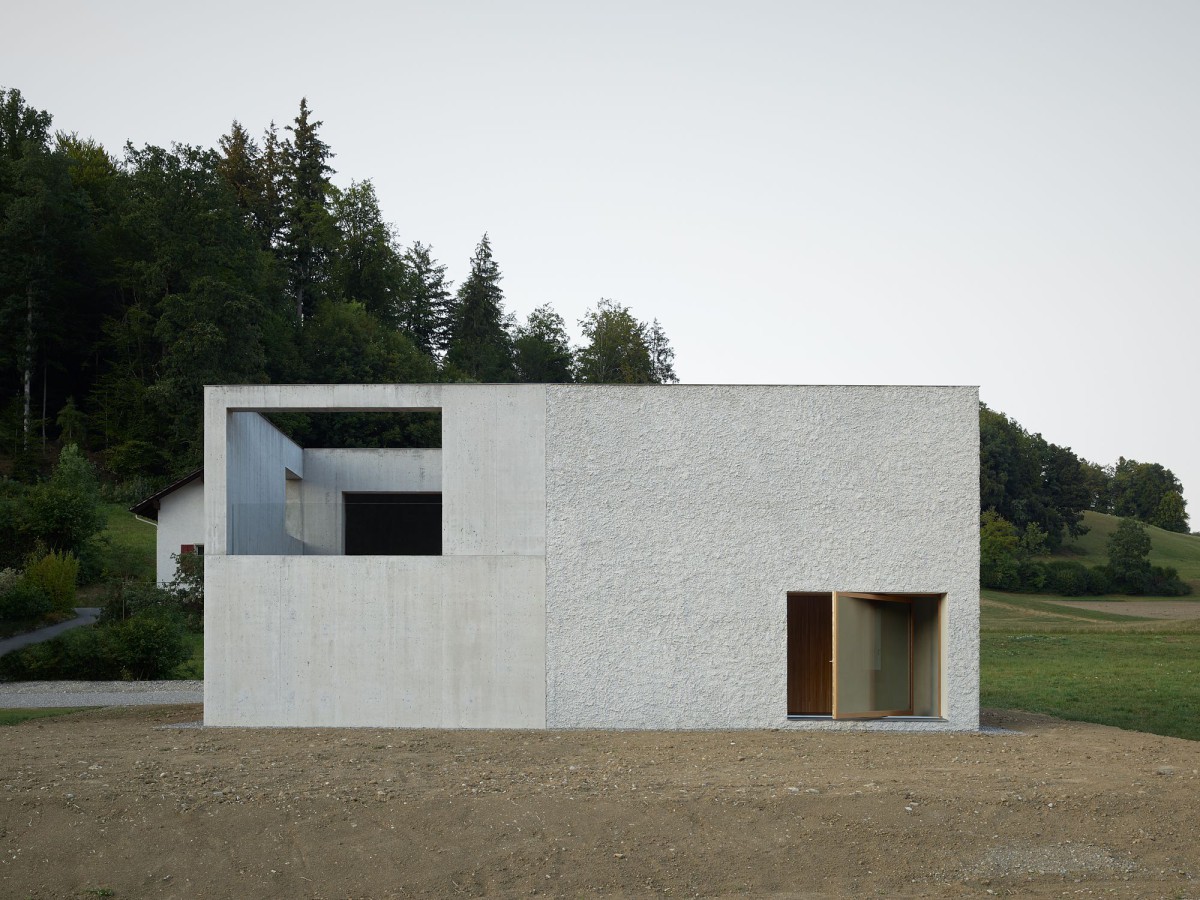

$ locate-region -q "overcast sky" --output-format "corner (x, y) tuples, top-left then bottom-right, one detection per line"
(7, 1), (1199, 507)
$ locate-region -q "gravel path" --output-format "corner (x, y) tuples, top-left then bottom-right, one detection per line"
(0, 607), (102, 657)
(0, 680), (202, 708)
(1048, 599), (1200, 619)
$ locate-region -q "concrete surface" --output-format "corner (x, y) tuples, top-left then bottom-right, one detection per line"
(0, 608), (102, 658)
(204, 555), (546, 727)
(203, 383), (979, 731)
(0, 680), (202, 707)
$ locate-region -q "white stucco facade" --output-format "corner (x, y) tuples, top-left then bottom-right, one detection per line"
(203, 383), (979, 731)
(152, 476), (205, 585)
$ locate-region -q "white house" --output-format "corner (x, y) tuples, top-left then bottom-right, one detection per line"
(130, 469), (205, 585)
(203, 383), (980, 731)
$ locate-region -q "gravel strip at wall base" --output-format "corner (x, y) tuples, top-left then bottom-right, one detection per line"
(0, 680), (202, 708)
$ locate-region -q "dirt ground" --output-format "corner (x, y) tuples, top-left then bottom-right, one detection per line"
(1, 707), (1197, 899)
(1048, 599), (1200, 620)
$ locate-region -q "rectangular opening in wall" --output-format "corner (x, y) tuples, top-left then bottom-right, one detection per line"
(787, 592), (943, 720)
(343, 492), (442, 556)
(267, 411), (441, 449)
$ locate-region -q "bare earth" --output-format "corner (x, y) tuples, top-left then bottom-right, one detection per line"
(1, 706), (1198, 899)
(1047, 599), (1200, 619)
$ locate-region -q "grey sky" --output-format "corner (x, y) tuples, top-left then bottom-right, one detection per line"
(8, 1), (1199, 507)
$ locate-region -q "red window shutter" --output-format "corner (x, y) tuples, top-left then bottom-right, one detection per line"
(180, 544), (195, 554)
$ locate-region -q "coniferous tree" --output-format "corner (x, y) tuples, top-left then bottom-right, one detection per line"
(398, 241), (451, 358)
(281, 99), (335, 322)
(217, 121), (272, 248)
(445, 234), (514, 381)
(259, 121), (286, 249)
(0, 89), (91, 451)
(646, 318), (678, 384)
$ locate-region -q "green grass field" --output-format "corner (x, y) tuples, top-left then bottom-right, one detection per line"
(100, 502), (157, 584)
(981, 588), (1200, 740)
(1055, 510), (1200, 588)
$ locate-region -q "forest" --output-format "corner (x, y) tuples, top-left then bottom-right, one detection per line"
(0, 86), (1190, 541)
(0, 88), (678, 489)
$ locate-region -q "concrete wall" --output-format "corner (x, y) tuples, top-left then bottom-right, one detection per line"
(543, 385), (980, 731)
(205, 555), (545, 727)
(441, 387), (545, 556)
(224, 412), (304, 555)
(300, 448), (441, 555)
(203, 384), (548, 727)
(155, 477), (204, 584)
(204, 383), (978, 731)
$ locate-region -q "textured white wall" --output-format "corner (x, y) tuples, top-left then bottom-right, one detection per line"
(155, 478), (204, 584)
(205, 555), (546, 727)
(544, 385), (979, 731)
(299, 448), (442, 555)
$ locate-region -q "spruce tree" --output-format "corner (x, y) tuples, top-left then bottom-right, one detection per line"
(398, 241), (451, 358)
(445, 234), (514, 381)
(281, 98), (335, 322)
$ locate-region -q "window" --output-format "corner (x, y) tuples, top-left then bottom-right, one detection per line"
(787, 592), (943, 719)
(180, 543), (204, 555)
(343, 492), (442, 556)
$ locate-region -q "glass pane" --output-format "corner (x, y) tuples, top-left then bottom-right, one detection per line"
(872, 601), (910, 712)
(834, 594), (912, 717)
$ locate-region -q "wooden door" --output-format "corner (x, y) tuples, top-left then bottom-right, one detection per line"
(787, 593), (833, 715)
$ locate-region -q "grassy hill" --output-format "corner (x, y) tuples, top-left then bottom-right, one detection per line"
(1054, 510), (1200, 588)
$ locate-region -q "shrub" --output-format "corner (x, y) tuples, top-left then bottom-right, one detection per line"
(1044, 560), (1090, 597)
(111, 610), (189, 679)
(980, 511), (1021, 590)
(25, 550), (78, 615)
(100, 580), (181, 624)
(23, 445), (104, 557)
(1016, 560), (1046, 592)
(0, 609), (187, 681)
(167, 552), (203, 624)
(1145, 566), (1191, 597)
(1085, 566), (1111, 595)
(0, 577), (51, 622)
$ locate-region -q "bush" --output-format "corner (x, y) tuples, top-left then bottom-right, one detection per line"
(1145, 566), (1192, 597)
(1086, 566), (1111, 595)
(24, 550), (78, 615)
(100, 580), (181, 624)
(0, 609), (188, 681)
(1044, 560), (1090, 597)
(167, 552), (203, 624)
(1016, 560), (1046, 592)
(0, 577), (51, 622)
(22, 445), (104, 557)
(111, 610), (189, 679)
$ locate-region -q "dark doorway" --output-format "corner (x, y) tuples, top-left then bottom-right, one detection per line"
(787, 592), (833, 715)
(343, 493), (442, 556)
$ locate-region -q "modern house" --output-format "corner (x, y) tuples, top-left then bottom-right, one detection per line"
(203, 383), (980, 730)
(130, 469), (205, 585)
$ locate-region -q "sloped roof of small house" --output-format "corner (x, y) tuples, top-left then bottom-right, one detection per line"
(129, 468), (203, 522)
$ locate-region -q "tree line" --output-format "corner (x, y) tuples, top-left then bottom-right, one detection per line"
(0, 89), (678, 484)
(981, 404), (1189, 542)
(980, 404), (1190, 596)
